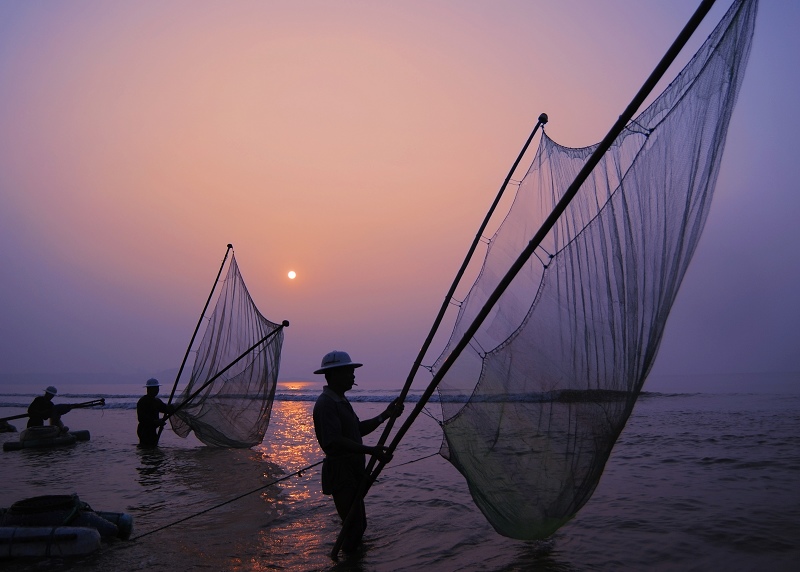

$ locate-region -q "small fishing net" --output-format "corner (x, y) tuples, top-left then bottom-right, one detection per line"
(170, 254), (284, 448)
(432, 0), (757, 539)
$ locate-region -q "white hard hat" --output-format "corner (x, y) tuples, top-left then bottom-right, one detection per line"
(144, 378), (160, 388)
(44, 386), (58, 396)
(313, 351), (363, 374)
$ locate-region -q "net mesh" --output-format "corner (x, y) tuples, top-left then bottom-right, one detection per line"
(170, 254), (284, 448)
(432, 0), (757, 540)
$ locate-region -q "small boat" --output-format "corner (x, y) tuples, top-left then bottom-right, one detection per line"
(2, 426), (90, 452)
(0, 494), (133, 560)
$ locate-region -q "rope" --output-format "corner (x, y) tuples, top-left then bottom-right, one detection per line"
(130, 459), (322, 541)
(121, 401), (445, 544)
(128, 446), (442, 543)
(114, 442), (443, 552)
(386, 452), (440, 469)
(410, 403), (441, 425)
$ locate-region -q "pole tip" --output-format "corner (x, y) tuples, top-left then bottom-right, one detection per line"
(282, 320), (290, 328)
(538, 113), (549, 124)
(227, 243), (233, 249)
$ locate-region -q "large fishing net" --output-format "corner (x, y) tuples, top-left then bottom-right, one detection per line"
(432, 0), (757, 539)
(170, 255), (284, 448)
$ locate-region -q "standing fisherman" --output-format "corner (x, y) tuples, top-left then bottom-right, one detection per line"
(136, 378), (175, 448)
(312, 350), (403, 555)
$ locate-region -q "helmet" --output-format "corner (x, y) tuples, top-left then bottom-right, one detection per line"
(313, 351), (363, 374)
(144, 378), (160, 388)
(44, 386), (58, 396)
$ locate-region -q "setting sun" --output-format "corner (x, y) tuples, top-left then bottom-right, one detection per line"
(288, 271), (297, 280)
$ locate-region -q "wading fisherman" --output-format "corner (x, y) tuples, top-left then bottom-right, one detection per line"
(27, 386), (68, 433)
(136, 378), (175, 448)
(312, 350), (403, 555)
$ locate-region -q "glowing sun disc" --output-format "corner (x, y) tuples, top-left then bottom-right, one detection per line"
(287, 271), (297, 280)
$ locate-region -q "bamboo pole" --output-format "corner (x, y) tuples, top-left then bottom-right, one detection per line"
(156, 243), (233, 444)
(0, 399), (106, 423)
(162, 321), (288, 421)
(328, 114), (548, 558)
(331, 0), (719, 557)
(338, 112), (548, 547)
(372, 113), (548, 450)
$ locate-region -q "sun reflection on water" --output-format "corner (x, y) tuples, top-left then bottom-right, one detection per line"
(258, 400), (322, 471)
(246, 401), (333, 570)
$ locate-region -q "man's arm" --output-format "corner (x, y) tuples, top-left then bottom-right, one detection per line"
(358, 398), (404, 437)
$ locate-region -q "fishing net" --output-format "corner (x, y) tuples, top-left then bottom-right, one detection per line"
(432, 0), (757, 539)
(170, 254), (284, 448)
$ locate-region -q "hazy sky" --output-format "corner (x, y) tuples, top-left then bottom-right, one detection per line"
(0, 1), (797, 393)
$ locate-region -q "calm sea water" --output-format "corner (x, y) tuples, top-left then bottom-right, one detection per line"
(1, 383), (798, 571)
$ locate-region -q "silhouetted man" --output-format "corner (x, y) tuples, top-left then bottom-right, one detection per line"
(27, 386), (67, 432)
(312, 350), (403, 555)
(136, 378), (174, 448)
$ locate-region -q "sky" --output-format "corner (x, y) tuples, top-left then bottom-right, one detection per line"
(0, 0), (797, 394)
